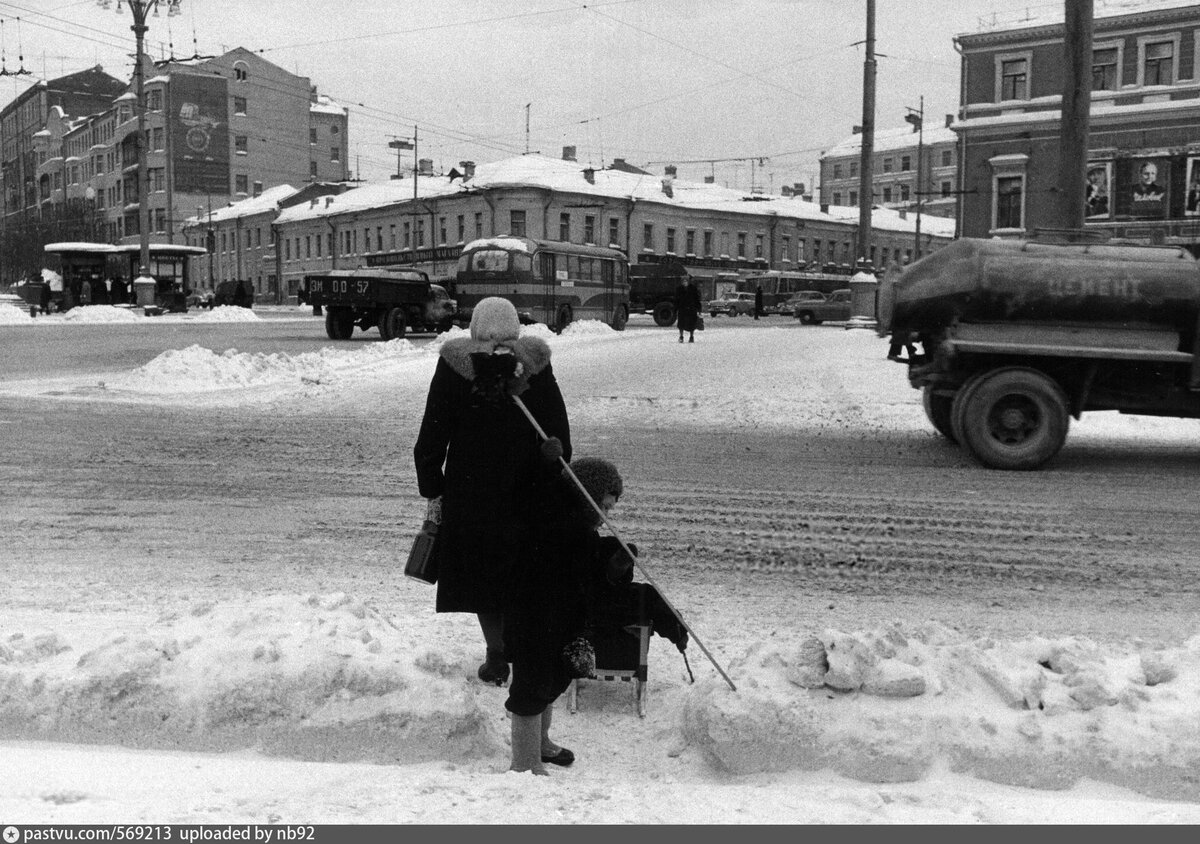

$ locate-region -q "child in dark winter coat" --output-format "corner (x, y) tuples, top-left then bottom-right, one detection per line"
(503, 457), (687, 775)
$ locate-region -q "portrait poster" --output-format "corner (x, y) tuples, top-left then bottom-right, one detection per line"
(1185, 157), (1200, 217)
(1128, 157), (1169, 220)
(1085, 161), (1111, 220)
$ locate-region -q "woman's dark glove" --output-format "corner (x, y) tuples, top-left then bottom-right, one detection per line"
(541, 436), (564, 462)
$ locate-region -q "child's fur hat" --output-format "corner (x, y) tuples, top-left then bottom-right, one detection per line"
(567, 457), (623, 507)
(469, 297), (521, 343)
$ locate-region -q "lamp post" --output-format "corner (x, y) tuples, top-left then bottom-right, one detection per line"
(97, 0), (182, 290)
(905, 96), (924, 261)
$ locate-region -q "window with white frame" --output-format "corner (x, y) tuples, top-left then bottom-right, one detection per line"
(1140, 35), (1178, 86)
(995, 52), (1032, 101)
(559, 213), (570, 241)
(995, 175), (1024, 230)
(235, 135), (248, 155)
(1092, 44), (1120, 90)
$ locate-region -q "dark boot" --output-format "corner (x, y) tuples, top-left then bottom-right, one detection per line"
(477, 648), (509, 685)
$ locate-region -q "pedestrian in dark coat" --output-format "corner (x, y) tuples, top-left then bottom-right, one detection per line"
(413, 297), (571, 687)
(674, 278), (702, 343)
(754, 285), (764, 320)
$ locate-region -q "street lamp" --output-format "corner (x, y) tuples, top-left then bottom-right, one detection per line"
(904, 96), (924, 262)
(96, 0), (182, 294)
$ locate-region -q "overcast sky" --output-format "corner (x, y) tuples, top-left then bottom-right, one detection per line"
(0, 1), (1100, 190)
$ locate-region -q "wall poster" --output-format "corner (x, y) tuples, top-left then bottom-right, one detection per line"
(1185, 157), (1200, 217)
(1085, 161), (1111, 219)
(1128, 156), (1169, 219)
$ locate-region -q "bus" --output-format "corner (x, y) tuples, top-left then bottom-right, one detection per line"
(738, 268), (857, 312)
(453, 236), (631, 332)
(40, 242), (206, 312)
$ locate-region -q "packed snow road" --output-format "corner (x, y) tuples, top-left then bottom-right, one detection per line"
(1, 308), (1196, 646)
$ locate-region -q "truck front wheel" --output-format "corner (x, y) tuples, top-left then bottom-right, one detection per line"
(957, 368), (1070, 470)
(555, 304), (573, 334)
(652, 301), (676, 327)
(921, 386), (956, 442)
(325, 309), (354, 340)
(378, 306), (407, 341)
(610, 304), (628, 331)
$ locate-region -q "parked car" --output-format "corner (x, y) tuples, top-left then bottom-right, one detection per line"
(707, 291), (758, 317)
(793, 289), (852, 324)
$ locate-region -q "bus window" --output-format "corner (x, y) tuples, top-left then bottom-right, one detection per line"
(470, 249), (510, 272)
(513, 253), (533, 274)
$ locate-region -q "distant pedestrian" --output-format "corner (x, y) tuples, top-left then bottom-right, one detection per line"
(674, 278), (702, 343)
(80, 279), (92, 306)
(754, 285), (764, 320)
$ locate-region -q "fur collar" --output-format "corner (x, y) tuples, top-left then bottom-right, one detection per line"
(439, 335), (552, 382)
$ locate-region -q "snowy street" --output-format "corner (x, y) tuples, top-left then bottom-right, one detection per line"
(0, 302), (1198, 823)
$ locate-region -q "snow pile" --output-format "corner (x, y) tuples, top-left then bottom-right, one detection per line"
(102, 341), (433, 394)
(681, 624), (1200, 800)
(0, 301), (32, 323)
(61, 305), (143, 324)
(1, 596), (1197, 801)
(193, 305), (262, 323)
(0, 593), (499, 763)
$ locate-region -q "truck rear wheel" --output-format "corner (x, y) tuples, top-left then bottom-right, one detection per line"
(378, 306), (407, 341)
(957, 368), (1070, 470)
(652, 301), (676, 327)
(922, 386), (956, 442)
(325, 309), (354, 340)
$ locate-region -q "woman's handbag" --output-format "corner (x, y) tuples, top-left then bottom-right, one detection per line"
(562, 636), (596, 679)
(404, 519), (439, 584)
(696, 315), (705, 331)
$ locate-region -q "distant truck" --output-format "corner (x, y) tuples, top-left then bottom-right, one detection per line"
(629, 262), (687, 326)
(302, 268), (457, 340)
(879, 236), (1200, 470)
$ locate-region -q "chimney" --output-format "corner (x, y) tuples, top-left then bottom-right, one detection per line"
(664, 164), (677, 178)
(563, 145), (577, 162)
(661, 179), (674, 198)
(795, 182), (806, 194)
(460, 160), (476, 181)
(781, 185), (793, 197)
(945, 113), (954, 127)
(310, 198), (318, 208)
(325, 196), (334, 207)
(852, 125), (863, 134)
(704, 175), (714, 184)
(820, 203), (829, 213)
(583, 167), (595, 184)
(418, 158), (433, 175)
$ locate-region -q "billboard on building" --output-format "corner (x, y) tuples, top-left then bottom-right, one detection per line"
(171, 72), (229, 196)
(1185, 157), (1200, 217)
(1085, 161), (1111, 220)
(1125, 157), (1169, 220)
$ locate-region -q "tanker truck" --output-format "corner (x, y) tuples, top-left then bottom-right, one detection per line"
(877, 236), (1200, 470)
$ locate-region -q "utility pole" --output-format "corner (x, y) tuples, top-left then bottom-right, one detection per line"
(856, 0), (876, 269)
(525, 103), (531, 155)
(1059, 0), (1093, 232)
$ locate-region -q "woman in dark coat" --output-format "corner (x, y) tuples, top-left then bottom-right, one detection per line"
(674, 278), (702, 343)
(413, 297), (571, 686)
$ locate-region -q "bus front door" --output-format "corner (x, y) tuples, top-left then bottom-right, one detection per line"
(539, 252), (557, 324)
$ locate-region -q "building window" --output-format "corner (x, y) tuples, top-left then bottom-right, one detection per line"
(457, 215), (465, 243)
(152, 127), (164, 150)
(995, 175), (1024, 230)
(737, 232), (746, 259)
(234, 64), (248, 82)
(475, 212), (483, 239)
(309, 161), (317, 178)
(666, 227), (676, 254)
(256, 228), (262, 247)
(559, 213), (570, 241)
(438, 218), (445, 245)
(235, 174), (248, 194)
(509, 209), (525, 237)
(233, 96), (247, 115)
(584, 215), (595, 244)
(235, 135), (248, 155)
(703, 230), (713, 256)
(901, 155), (911, 172)
(900, 183), (910, 202)
(148, 89), (162, 111)
(883, 186), (893, 202)
(403, 221), (410, 248)
(305, 235), (312, 258)
(608, 218), (619, 246)
(849, 190), (858, 206)
(998, 55), (1029, 100)
(781, 235), (791, 263)
(253, 181), (262, 197)
(882, 158), (893, 173)
(1092, 46), (1119, 91)
(941, 181), (952, 197)
(941, 149), (952, 167)
(330, 147), (339, 163)
(416, 218), (425, 247)
(1141, 38), (1176, 86)
(310, 128), (318, 145)
(643, 223), (654, 251)
(685, 229), (696, 255)
(833, 163), (843, 179)
(754, 233), (764, 259)
(849, 161), (858, 177)
(832, 192), (842, 206)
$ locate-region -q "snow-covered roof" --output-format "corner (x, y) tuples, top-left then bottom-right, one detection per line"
(273, 154), (955, 237)
(183, 184), (299, 225)
(822, 125), (957, 160)
(310, 94), (346, 116)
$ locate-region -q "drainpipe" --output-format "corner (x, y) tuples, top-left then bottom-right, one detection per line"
(235, 214), (245, 299)
(540, 189), (553, 239)
(326, 216), (338, 270)
(953, 38), (967, 239)
(483, 189), (497, 236)
(624, 197), (636, 260)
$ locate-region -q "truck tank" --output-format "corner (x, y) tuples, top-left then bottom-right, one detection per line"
(879, 237), (1200, 345)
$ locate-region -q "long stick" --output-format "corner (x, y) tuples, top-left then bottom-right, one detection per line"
(512, 394), (737, 692)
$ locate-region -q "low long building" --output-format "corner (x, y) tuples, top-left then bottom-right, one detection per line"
(183, 151), (956, 303)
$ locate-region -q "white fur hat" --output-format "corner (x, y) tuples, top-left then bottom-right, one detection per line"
(469, 297), (521, 342)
